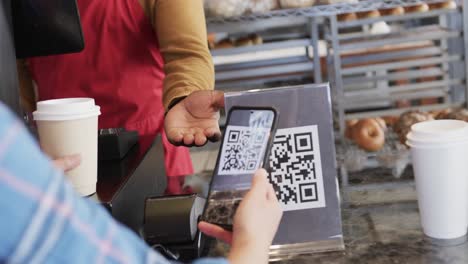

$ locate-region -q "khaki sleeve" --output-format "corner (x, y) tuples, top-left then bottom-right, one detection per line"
(16, 59), (37, 113)
(144, 0), (214, 111)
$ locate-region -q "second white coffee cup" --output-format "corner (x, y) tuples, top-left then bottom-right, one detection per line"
(33, 98), (101, 196)
(407, 120), (468, 244)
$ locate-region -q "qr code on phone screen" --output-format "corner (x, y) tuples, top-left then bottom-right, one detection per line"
(269, 125), (326, 211)
(218, 125), (269, 175)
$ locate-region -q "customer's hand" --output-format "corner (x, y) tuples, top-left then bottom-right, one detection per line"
(164, 90), (224, 147)
(198, 169), (283, 264)
(52, 154), (81, 172)
(229, 168), (282, 264)
(198, 221), (233, 244)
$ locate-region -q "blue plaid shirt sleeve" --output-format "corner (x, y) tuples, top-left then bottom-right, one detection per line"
(0, 103), (228, 264)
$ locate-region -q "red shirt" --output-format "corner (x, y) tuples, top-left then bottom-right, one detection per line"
(28, 0), (193, 178)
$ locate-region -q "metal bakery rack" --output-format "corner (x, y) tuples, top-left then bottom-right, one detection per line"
(324, 1), (466, 135)
(209, 20), (322, 93)
(206, 0), (468, 203)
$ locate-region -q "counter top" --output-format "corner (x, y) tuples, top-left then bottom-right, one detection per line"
(98, 141), (468, 263)
(206, 166), (468, 263)
(279, 201), (468, 264)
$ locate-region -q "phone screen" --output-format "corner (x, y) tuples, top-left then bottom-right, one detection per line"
(202, 107), (277, 229)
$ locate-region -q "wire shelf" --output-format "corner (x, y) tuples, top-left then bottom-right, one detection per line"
(206, 0), (457, 27)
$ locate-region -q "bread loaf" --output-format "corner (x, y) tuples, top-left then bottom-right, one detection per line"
(394, 111), (433, 144)
(404, 3), (429, 13)
(352, 119), (385, 152)
(246, 0), (279, 13)
(279, 0), (315, 9)
(205, 0), (249, 17)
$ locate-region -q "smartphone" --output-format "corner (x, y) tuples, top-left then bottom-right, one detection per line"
(201, 107), (277, 230)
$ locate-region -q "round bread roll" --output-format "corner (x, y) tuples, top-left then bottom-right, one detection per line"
(382, 116), (399, 127)
(429, 0), (457, 10)
(246, 0), (279, 13)
(445, 108), (468, 122)
(345, 119), (359, 139)
(429, 108), (451, 120)
(279, 0), (315, 9)
(394, 110), (433, 144)
(352, 119), (385, 152)
(249, 34), (263, 45)
(205, 0), (249, 17)
(434, 108), (454, 119)
(208, 33), (217, 49)
(374, 117), (387, 131)
(428, 109), (442, 119)
(395, 111), (433, 132)
(379, 6), (405, 16)
(396, 99), (411, 108)
(208, 40), (215, 50)
(357, 10), (380, 19)
(215, 39), (234, 49)
(346, 119), (359, 127)
(235, 36), (253, 47)
(338, 13), (357, 21)
(440, 0), (457, 9)
(420, 98), (438, 106)
(404, 3), (429, 13)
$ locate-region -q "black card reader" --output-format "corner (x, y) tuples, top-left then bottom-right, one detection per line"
(98, 128), (139, 160)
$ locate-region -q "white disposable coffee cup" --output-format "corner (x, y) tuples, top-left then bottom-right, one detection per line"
(33, 98), (101, 196)
(407, 120), (468, 244)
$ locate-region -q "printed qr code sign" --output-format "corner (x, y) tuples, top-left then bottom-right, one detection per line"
(300, 183), (318, 202)
(218, 125), (270, 175)
(295, 133), (313, 152)
(228, 130), (240, 143)
(269, 125), (326, 211)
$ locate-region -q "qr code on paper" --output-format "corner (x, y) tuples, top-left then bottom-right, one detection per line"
(269, 125), (326, 211)
(218, 125), (269, 175)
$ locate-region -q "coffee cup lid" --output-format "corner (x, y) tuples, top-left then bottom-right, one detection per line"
(33, 98), (101, 121)
(406, 136), (468, 148)
(406, 138), (468, 149)
(406, 120), (468, 147)
(410, 120), (468, 138)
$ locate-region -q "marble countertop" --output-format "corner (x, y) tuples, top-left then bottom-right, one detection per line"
(205, 166), (468, 263)
(279, 201), (468, 264)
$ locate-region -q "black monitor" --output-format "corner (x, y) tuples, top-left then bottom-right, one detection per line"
(12, 0), (84, 58)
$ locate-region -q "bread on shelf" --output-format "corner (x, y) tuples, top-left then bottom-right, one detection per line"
(235, 36), (254, 47)
(356, 10), (381, 19)
(246, 0), (279, 13)
(382, 116), (399, 127)
(279, 0), (316, 9)
(379, 6), (405, 16)
(214, 38), (235, 49)
(205, 0), (249, 18)
(429, 0), (457, 10)
(338, 12), (357, 21)
(351, 119), (385, 152)
(394, 111), (433, 144)
(443, 108), (468, 122)
(249, 34), (263, 45)
(345, 119), (359, 139)
(404, 3), (429, 13)
(433, 108), (455, 120)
